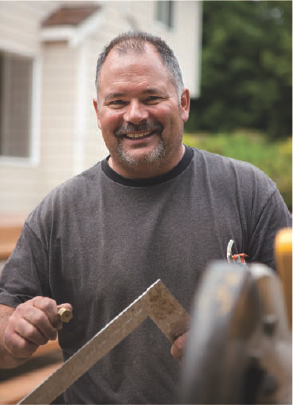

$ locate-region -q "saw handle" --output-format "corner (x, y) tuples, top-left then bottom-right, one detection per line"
(58, 307), (73, 323)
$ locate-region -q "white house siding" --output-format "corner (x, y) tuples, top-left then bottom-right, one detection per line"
(39, 42), (78, 194)
(0, 1), (58, 55)
(0, 1), (59, 214)
(152, 1), (202, 97)
(82, 39), (109, 173)
(98, 1), (201, 97)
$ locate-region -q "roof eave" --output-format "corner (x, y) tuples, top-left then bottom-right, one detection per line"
(40, 8), (103, 47)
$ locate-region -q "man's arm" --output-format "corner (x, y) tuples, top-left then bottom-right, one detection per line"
(0, 304), (24, 368)
(0, 298), (72, 369)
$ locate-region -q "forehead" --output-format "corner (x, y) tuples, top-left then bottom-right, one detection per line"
(98, 44), (173, 91)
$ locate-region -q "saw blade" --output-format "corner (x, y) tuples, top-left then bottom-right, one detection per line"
(19, 279), (189, 404)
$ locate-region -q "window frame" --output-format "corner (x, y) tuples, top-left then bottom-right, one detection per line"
(155, 1), (175, 30)
(0, 49), (40, 167)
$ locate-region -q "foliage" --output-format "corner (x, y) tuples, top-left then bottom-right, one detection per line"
(183, 132), (292, 210)
(186, 1), (292, 140)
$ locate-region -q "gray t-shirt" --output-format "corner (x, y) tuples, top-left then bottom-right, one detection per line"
(0, 146), (291, 404)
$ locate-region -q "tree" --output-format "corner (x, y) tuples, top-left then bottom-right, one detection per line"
(186, 1), (292, 139)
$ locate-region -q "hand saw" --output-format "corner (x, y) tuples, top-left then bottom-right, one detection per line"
(19, 279), (189, 404)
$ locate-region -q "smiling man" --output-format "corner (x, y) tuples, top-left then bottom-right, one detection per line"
(93, 37), (189, 178)
(0, 32), (291, 404)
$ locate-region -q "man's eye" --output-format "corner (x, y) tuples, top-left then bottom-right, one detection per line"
(146, 96), (161, 104)
(109, 100), (126, 107)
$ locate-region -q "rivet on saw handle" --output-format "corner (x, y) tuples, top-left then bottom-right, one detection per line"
(58, 308), (73, 323)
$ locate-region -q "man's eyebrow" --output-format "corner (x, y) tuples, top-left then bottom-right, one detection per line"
(104, 88), (166, 102)
(104, 92), (126, 102)
(142, 88), (166, 95)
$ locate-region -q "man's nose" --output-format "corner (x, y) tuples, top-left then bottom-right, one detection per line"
(123, 100), (149, 124)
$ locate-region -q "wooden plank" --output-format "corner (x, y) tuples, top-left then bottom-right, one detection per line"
(33, 340), (61, 357)
(0, 361), (63, 404)
(0, 341), (63, 404)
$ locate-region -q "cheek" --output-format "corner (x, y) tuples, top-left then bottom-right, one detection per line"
(151, 105), (171, 126)
(99, 111), (123, 133)
(157, 106), (181, 130)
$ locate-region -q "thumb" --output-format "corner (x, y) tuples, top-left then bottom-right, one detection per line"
(171, 333), (188, 361)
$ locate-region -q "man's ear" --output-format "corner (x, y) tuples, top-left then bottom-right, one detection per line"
(93, 98), (101, 129)
(180, 88), (190, 124)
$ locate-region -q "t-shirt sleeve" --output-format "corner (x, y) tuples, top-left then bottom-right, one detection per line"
(0, 221), (50, 308)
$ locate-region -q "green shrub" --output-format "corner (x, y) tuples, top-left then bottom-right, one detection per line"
(183, 131), (292, 211)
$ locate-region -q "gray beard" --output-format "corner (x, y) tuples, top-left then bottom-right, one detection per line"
(115, 138), (166, 168)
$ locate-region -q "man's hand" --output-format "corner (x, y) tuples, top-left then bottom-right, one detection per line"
(3, 297), (72, 360)
(171, 332), (188, 363)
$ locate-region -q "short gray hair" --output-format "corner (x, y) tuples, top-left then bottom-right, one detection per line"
(95, 31), (184, 98)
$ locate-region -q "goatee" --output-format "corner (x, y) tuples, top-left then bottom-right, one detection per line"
(116, 137), (166, 168)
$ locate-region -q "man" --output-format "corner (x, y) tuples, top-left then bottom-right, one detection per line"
(0, 32), (291, 404)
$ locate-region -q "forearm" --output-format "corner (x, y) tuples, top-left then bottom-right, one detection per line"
(0, 304), (31, 369)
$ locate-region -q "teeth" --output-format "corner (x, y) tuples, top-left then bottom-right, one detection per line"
(125, 132), (152, 139)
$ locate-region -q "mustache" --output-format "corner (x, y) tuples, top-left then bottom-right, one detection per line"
(114, 121), (163, 137)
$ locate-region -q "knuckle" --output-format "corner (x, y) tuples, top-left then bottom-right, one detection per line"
(34, 311), (47, 326)
(24, 324), (48, 346)
(14, 303), (28, 317)
(43, 298), (56, 311)
(34, 296), (56, 311)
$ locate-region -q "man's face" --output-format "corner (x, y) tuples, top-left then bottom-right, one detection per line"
(93, 44), (190, 178)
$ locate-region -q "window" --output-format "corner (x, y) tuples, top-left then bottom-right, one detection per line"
(155, 1), (174, 29)
(0, 51), (33, 158)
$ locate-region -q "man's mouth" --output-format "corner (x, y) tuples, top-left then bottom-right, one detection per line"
(115, 122), (163, 140)
(124, 131), (155, 140)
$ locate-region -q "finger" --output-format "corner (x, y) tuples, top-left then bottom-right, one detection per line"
(57, 303), (73, 312)
(31, 296), (60, 327)
(20, 304), (58, 341)
(171, 333), (188, 360)
(4, 324), (39, 359)
(33, 298), (73, 329)
(15, 316), (50, 346)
